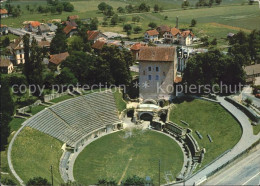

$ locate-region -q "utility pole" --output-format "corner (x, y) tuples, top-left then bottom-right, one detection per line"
(50, 165), (53, 186)
(158, 159), (161, 186)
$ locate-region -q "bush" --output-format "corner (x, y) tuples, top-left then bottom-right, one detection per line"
(27, 177), (51, 186)
(133, 26), (142, 34)
(245, 98), (253, 106)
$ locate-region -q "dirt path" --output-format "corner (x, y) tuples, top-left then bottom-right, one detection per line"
(117, 156), (133, 185)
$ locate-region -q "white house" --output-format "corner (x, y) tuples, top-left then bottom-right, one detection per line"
(180, 30), (194, 46)
(144, 29), (159, 42)
(163, 27), (181, 44)
(0, 58), (14, 74)
(0, 9), (8, 18)
(10, 38), (25, 65)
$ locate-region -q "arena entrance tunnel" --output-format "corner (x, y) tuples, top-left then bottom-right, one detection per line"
(139, 112), (154, 121)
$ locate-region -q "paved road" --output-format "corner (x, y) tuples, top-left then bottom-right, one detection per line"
(205, 145), (260, 185)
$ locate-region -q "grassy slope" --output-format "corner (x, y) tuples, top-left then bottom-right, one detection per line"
(74, 129), (183, 185)
(113, 89), (126, 113)
(169, 99), (242, 168)
(50, 94), (73, 103)
(253, 124), (260, 135)
(12, 127), (64, 185)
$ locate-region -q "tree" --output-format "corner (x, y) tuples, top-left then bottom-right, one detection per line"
(27, 177), (51, 186)
(133, 26), (142, 34)
(124, 175), (145, 185)
(51, 6), (57, 14)
(98, 2), (108, 12)
(90, 17), (99, 30)
(154, 4), (159, 12)
(182, 0), (190, 8)
(1, 178), (16, 185)
(190, 19), (197, 27)
(63, 2), (74, 12)
(132, 16), (140, 23)
(139, 3), (150, 12)
(50, 26), (67, 54)
(209, 0), (214, 7)
(123, 24), (132, 32)
(110, 14), (119, 25)
(104, 7), (114, 17)
(215, 0), (222, 5)
(2, 37), (10, 47)
(164, 16), (168, 20)
(211, 38), (217, 45)
(117, 6), (125, 13)
(56, 3), (63, 14)
(119, 17), (126, 23)
(148, 22), (157, 29)
(245, 98), (252, 106)
(69, 36), (83, 51)
(56, 67), (78, 89)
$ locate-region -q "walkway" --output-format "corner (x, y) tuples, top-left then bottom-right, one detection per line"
(181, 96), (260, 185)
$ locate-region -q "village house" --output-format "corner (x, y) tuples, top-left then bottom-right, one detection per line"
(0, 9), (8, 18)
(144, 29), (159, 42)
(137, 46), (177, 100)
(24, 21), (41, 32)
(91, 40), (106, 51)
(156, 25), (170, 36)
(37, 24), (50, 35)
(0, 58), (14, 74)
(244, 64), (260, 84)
(180, 30), (194, 46)
(67, 15), (79, 21)
(63, 25), (77, 37)
(49, 52), (70, 72)
(0, 24), (8, 35)
(163, 27), (181, 44)
(87, 30), (108, 42)
(9, 38), (25, 65)
(130, 43), (147, 60)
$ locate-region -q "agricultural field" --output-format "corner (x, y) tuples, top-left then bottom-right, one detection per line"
(169, 98), (242, 168)
(74, 129), (183, 185)
(1, 0), (259, 46)
(12, 127), (64, 185)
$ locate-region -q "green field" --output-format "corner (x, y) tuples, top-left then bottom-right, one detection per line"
(50, 94), (73, 103)
(169, 98), (242, 168)
(113, 89), (127, 113)
(74, 129), (183, 185)
(12, 127), (64, 185)
(2, 0), (259, 46)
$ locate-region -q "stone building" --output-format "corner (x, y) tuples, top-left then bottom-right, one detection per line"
(137, 46), (177, 100)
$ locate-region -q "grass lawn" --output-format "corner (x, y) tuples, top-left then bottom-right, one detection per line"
(253, 124), (260, 135)
(113, 89), (126, 113)
(12, 127), (64, 185)
(74, 129), (183, 185)
(50, 94), (73, 103)
(28, 105), (47, 115)
(169, 98), (242, 168)
(9, 117), (25, 133)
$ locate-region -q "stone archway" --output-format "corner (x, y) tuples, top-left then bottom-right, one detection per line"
(139, 112), (154, 121)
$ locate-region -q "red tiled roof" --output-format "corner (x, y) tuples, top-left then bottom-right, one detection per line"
(174, 76), (182, 83)
(87, 30), (100, 40)
(170, 27), (181, 36)
(0, 58), (12, 67)
(30, 21), (41, 27)
(157, 25), (170, 33)
(49, 52), (69, 65)
(63, 25), (76, 35)
(181, 30), (194, 38)
(68, 15), (79, 20)
(66, 20), (78, 27)
(0, 9), (8, 14)
(0, 24), (7, 28)
(130, 43), (147, 51)
(38, 40), (50, 48)
(92, 40), (106, 50)
(138, 46), (176, 62)
(146, 29), (159, 36)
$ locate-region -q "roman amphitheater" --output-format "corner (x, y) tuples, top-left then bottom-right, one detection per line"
(7, 89), (260, 185)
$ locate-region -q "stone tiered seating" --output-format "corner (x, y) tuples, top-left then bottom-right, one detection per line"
(25, 91), (121, 147)
(83, 91), (121, 126)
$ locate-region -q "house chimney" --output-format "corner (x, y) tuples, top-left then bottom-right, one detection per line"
(176, 16), (179, 29)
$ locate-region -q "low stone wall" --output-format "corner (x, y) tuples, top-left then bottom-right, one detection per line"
(185, 133), (201, 158)
(165, 122), (186, 136)
(43, 91), (69, 102)
(225, 96), (260, 123)
(16, 100), (42, 114)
